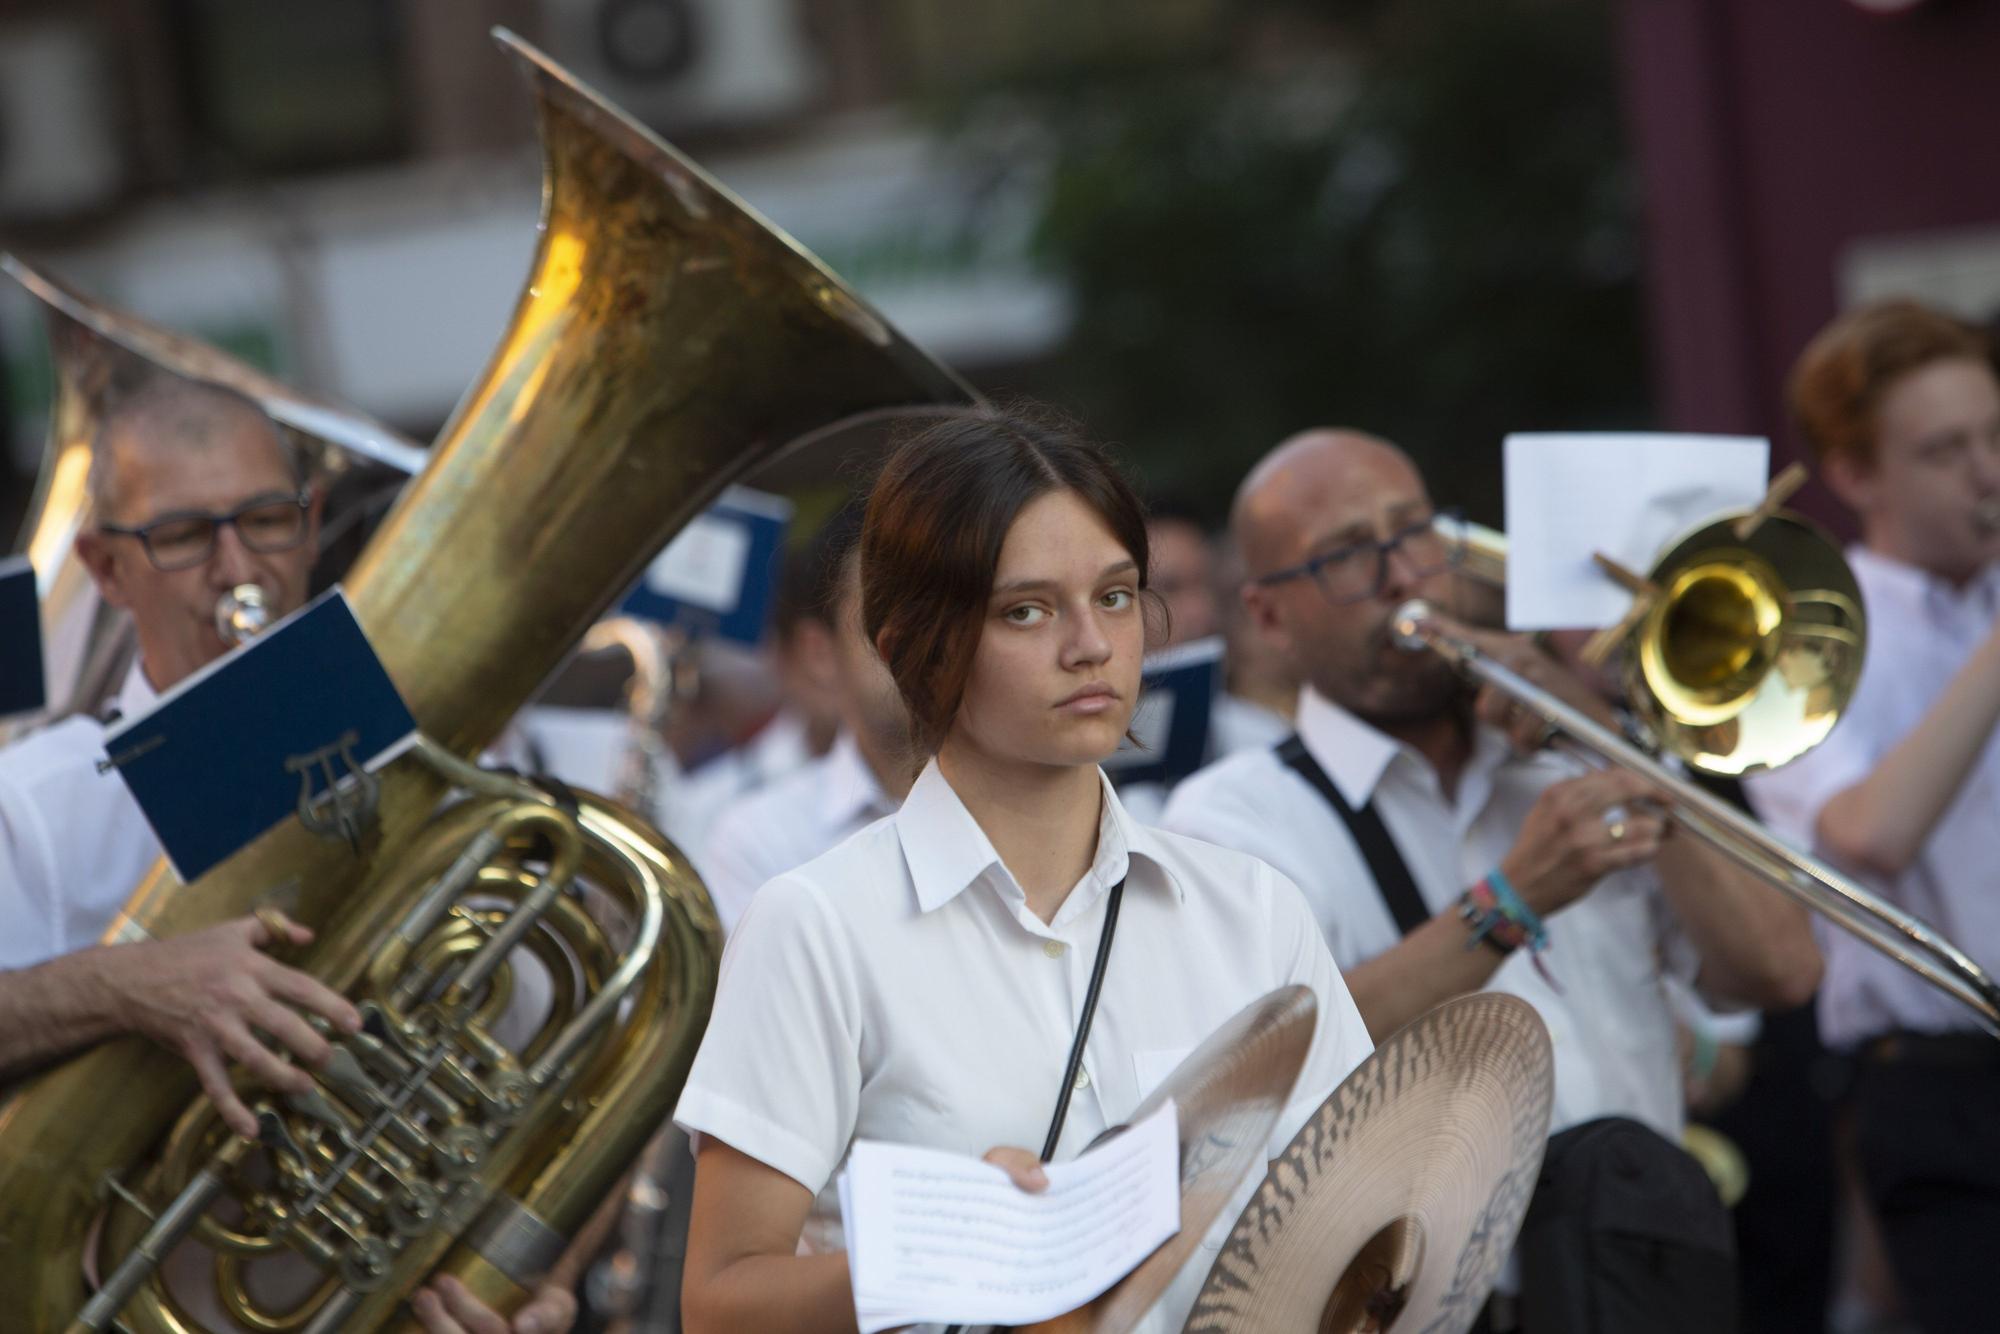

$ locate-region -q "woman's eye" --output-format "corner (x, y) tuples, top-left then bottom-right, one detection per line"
(1003, 604), (1047, 625)
(1100, 588), (1135, 610)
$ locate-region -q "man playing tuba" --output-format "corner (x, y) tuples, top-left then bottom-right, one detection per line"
(0, 373), (582, 1332)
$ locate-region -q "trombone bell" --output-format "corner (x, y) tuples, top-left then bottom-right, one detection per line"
(1630, 512), (1864, 776)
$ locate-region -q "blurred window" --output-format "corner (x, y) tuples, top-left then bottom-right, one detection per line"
(174, 0), (407, 172)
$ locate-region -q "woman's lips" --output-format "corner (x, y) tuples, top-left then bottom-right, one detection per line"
(1056, 683), (1120, 714)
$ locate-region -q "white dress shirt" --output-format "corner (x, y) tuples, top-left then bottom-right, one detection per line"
(1163, 686), (1696, 1140)
(699, 731), (896, 932)
(0, 662), (161, 969)
(1746, 546), (2000, 1048)
(675, 758), (1373, 1331)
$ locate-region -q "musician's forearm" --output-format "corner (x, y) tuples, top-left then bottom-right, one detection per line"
(1817, 626), (2000, 877)
(683, 1250), (859, 1334)
(1657, 837), (1821, 1010)
(0, 948), (127, 1080)
(1345, 908), (1507, 1041)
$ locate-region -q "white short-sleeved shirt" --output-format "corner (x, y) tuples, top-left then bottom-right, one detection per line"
(1746, 546), (2000, 1048)
(674, 758), (1373, 1330)
(1162, 686), (1695, 1139)
(0, 663), (161, 969)
(699, 731), (895, 933)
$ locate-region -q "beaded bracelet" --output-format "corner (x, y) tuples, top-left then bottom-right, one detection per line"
(1457, 885), (1524, 956)
(1460, 869), (1561, 992)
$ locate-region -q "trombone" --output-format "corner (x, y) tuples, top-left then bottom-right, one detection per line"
(1400, 508), (2000, 1037)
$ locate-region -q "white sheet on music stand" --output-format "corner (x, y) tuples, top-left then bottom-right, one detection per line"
(1504, 433), (1769, 630)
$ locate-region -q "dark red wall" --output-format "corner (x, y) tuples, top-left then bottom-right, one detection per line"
(1619, 0), (2000, 529)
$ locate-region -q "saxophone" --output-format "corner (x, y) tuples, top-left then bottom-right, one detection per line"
(0, 26), (972, 1332)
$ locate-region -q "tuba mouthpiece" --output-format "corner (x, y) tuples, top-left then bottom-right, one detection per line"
(215, 583), (272, 646)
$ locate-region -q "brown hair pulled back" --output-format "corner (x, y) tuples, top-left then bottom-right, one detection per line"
(1790, 299), (1992, 468)
(861, 405), (1150, 753)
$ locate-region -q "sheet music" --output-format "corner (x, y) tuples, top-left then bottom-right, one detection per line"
(838, 1099), (1181, 1333)
(1503, 432), (1768, 629)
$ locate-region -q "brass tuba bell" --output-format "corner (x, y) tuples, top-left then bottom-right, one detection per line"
(0, 24), (974, 1332)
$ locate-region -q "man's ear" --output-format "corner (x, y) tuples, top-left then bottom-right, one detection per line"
(1819, 449), (1876, 516)
(73, 528), (133, 610)
(1241, 582), (1293, 656)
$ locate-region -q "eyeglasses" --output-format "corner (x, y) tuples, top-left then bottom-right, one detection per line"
(1254, 509), (1463, 606)
(99, 491), (313, 572)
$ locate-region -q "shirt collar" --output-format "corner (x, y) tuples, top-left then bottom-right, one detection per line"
(1294, 685), (1401, 807)
(113, 658), (161, 723)
(820, 731), (893, 827)
(1293, 684), (1522, 810)
(893, 759), (1185, 916)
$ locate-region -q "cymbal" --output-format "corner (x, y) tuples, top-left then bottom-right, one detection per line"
(1024, 984), (1320, 1334)
(1183, 992), (1554, 1334)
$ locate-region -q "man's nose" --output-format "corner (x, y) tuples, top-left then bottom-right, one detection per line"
(208, 522), (259, 585)
(1378, 543), (1424, 601)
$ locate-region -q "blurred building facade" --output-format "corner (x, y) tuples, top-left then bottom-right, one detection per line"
(0, 0), (1227, 518)
(1622, 0), (2000, 527)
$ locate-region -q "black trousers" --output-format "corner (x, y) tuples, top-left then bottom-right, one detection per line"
(1852, 1040), (2000, 1334)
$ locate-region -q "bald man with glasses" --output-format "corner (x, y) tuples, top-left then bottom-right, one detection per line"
(1162, 429), (1819, 1331)
(0, 373), (581, 1332)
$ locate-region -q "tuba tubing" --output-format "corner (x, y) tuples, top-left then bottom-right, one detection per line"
(0, 23), (974, 1331)
(1393, 599), (2000, 1037)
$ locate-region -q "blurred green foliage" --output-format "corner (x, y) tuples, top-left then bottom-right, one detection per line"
(932, 0), (1650, 524)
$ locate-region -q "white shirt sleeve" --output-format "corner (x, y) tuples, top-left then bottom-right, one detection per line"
(1743, 713), (1879, 852)
(1260, 861), (1374, 1151)
(673, 873), (865, 1195)
(0, 767), (67, 971)
(1163, 767), (1363, 968)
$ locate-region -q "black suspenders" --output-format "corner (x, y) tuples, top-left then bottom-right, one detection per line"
(1276, 734), (1429, 936)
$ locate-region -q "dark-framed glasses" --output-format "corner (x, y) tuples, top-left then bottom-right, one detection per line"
(1254, 508), (1464, 606)
(99, 490), (313, 572)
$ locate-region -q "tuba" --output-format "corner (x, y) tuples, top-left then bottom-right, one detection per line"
(0, 25), (973, 1332)
(0, 252), (429, 740)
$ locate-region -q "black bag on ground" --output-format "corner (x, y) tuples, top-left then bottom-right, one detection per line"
(1516, 1116), (1738, 1334)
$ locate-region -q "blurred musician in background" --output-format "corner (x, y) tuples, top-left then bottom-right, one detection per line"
(701, 502), (911, 933)
(0, 373), (581, 1332)
(1744, 299), (2000, 1333)
(673, 406), (1373, 1334)
(1164, 427), (1820, 1331)
(1143, 506), (1222, 646)
(1209, 535), (1297, 754)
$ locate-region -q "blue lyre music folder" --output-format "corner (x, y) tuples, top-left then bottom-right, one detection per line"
(1103, 636), (1223, 789)
(0, 556), (44, 720)
(621, 486), (794, 647)
(102, 587), (418, 882)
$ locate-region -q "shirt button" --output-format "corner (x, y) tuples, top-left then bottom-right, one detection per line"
(1073, 1067), (1091, 1091)
(1043, 939), (1067, 959)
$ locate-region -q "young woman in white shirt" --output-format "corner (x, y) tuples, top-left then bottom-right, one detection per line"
(673, 406), (1373, 1334)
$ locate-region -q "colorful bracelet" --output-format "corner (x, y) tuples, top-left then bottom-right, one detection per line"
(1457, 884), (1524, 955)
(1460, 869), (1561, 992)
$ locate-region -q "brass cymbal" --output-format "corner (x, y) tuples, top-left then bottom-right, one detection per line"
(1184, 992), (1554, 1334)
(1026, 984), (1320, 1334)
